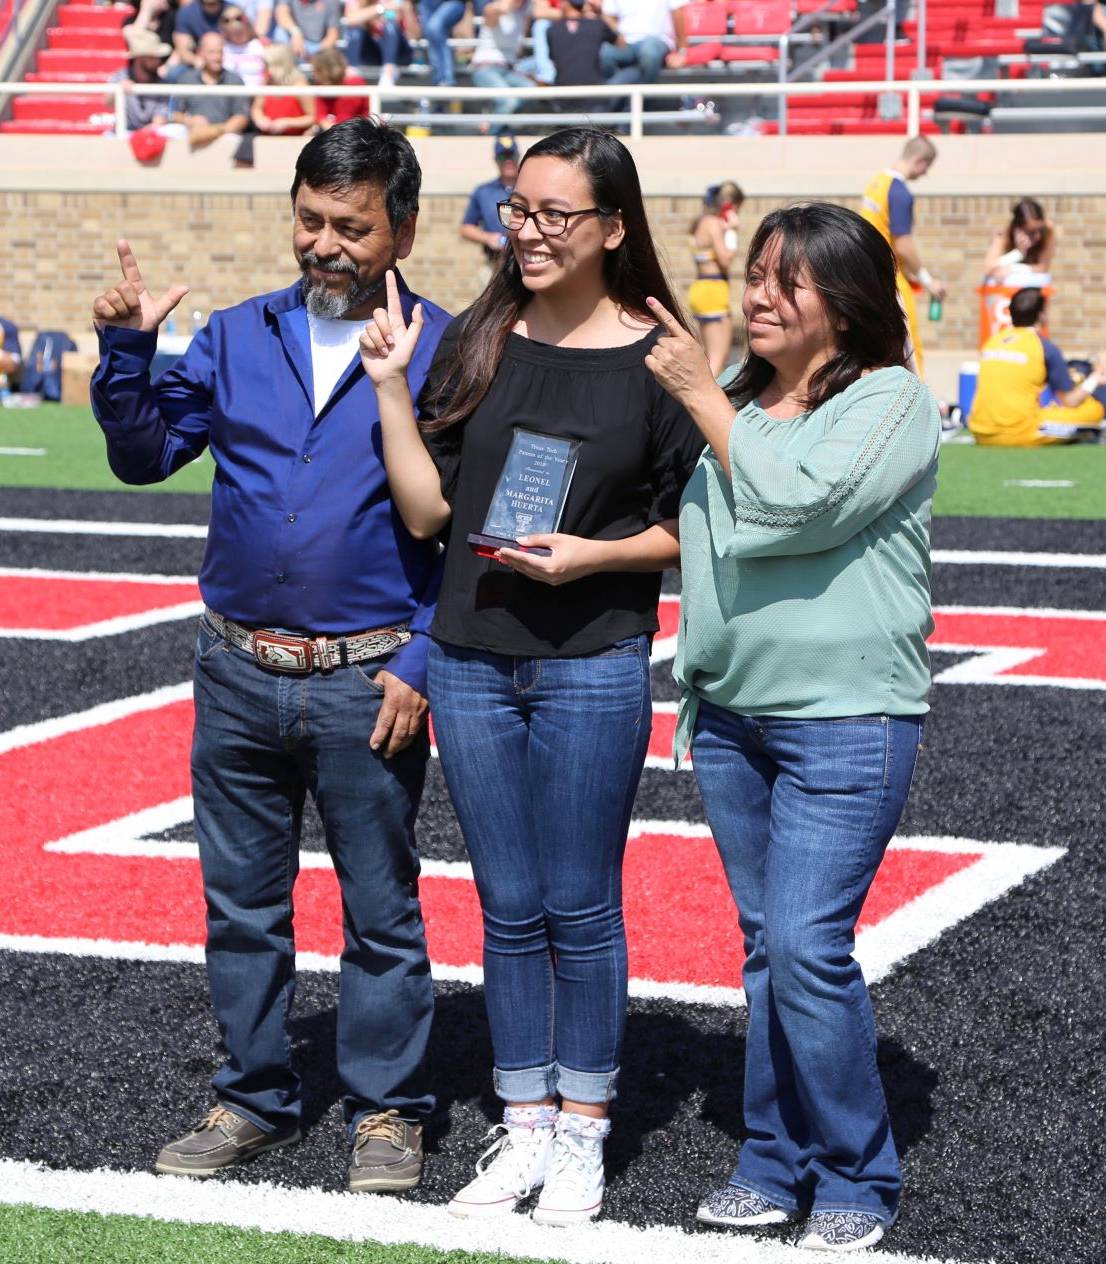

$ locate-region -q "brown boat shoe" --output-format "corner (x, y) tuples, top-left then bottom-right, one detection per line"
(154, 1104), (301, 1177)
(348, 1109), (424, 1193)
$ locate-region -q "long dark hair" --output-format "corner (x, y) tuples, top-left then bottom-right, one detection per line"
(1003, 197), (1050, 265)
(726, 202), (907, 413)
(423, 127), (688, 430)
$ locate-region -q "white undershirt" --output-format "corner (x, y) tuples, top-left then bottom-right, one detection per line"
(306, 311), (365, 416)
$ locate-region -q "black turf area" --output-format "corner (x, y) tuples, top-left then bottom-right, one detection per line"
(2, 489), (1105, 1264)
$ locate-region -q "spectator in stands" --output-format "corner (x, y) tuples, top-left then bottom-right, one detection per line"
(275, 0), (342, 55)
(599, 0), (688, 84)
(312, 47), (370, 128)
(860, 135), (945, 378)
(129, 0), (185, 69)
(687, 180), (743, 376)
(343, 0), (414, 88)
(171, 32), (251, 150)
(110, 27), (174, 131)
(0, 315), (21, 387)
(459, 134), (518, 279)
(469, 0), (532, 115)
(546, 0), (614, 98)
(983, 198), (1056, 285)
(418, 0), (482, 89)
(251, 43), (318, 133)
(645, 201), (938, 1256)
(174, 0), (228, 70)
(219, 7), (269, 85)
(522, 0), (561, 84)
(969, 289), (1105, 446)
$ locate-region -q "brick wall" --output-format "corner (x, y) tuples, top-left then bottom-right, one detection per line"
(2, 189), (1103, 356)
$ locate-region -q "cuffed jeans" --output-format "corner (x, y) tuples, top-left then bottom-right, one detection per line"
(599, 35), (669, 84)
(428, 635), (651, 1104)
(691, 703), (925, 1223)
(191, 616), (434, 1136)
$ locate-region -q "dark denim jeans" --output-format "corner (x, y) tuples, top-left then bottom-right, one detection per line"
(427, 635), (651, 1104)
(691, 703), (925, 1223)
(191, 616), (434, 1136)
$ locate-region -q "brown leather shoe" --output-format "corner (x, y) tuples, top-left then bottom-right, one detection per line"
(348, 1109), (424, 1192)
(154, 1105), (301, 1177)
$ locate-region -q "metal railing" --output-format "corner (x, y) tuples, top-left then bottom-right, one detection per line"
(2, 74), (1105, 140)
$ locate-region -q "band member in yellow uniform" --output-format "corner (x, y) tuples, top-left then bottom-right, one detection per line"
(860, 136), (945, 376)
(969, 289), (1106, 446)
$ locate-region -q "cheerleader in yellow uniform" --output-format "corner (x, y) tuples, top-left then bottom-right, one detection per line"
(688, 182), (743, 376)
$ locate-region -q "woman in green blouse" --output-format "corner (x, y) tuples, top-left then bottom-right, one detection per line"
(644, 202), (940, 1254)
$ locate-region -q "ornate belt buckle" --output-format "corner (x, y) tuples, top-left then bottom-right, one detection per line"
(253, 631), (313, 673)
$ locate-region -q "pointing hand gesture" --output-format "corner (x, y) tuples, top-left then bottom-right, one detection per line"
(359, 269), (424, 386)
(643, 295), (717, 405)
(91, 239), (190, 333)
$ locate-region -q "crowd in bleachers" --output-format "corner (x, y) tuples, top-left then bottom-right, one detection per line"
(4, 0), (1105, 139)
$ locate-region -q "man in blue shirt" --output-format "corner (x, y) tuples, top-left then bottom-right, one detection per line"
(173, 0), (228, 69)
(459, 134), (519, 271)
(90, 119), (451, 1195)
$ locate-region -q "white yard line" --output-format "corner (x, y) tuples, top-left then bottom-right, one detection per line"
(2, 517), (1104, 571)
(0, 517), (207, 538)
(0, 447), (46, 456)
(0, 1160), (979, 1264)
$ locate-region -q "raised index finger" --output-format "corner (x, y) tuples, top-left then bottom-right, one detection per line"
(116, 238), (145, 289)
(646, 295), (683, 336)
(385, 269), (404, 327)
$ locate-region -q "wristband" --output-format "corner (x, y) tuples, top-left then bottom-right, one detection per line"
(1081, 373), (1100, 395)
(917, 267), (935, 290)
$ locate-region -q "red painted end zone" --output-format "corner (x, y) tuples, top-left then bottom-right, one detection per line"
(0, 574), (200, 630)
(1, 700), (980, 991)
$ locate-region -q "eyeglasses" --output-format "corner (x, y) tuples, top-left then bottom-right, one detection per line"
(496, 200), (608, 237)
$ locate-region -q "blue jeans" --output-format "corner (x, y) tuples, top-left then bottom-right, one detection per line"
(471, 64), (531, 114)
(691, 703), (925, 1222)
(427, 635), (651, 1104)
(599, 34), (669, 85)
(517, 17), (555, 83)
(345, 20), (412, 69)
(191, 616), (434, 1135)
(418, 0), (466, 85)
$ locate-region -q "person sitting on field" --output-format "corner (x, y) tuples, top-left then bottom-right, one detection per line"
(969, 288), (1106, 447)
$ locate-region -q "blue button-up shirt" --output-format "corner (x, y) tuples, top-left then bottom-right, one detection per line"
(90, 274), (451, 694)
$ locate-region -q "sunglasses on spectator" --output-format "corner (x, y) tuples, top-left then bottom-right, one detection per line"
(220, 12), (246, 22)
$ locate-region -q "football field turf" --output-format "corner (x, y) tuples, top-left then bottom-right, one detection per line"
(1, 410), (1103, 1264)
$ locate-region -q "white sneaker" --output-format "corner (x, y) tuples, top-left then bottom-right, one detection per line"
(531, 1116), (607, 1226)
(447, 1123), (554, 1218)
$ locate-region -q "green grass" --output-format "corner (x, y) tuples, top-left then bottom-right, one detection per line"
(933, 441), (1106, 520)
(0, 1203), (567, 1264)
(0, 404), (212, 494)
(3, 404), (1104, 521)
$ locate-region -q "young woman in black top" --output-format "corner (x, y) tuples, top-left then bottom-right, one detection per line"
(359, 127), (703, 1225)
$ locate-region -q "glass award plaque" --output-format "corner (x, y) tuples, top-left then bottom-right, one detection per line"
(468, 427), (579, 559)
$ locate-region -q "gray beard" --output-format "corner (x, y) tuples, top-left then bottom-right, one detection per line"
(301, 272), (380, 319)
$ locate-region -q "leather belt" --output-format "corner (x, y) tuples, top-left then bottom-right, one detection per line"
(204, 607), (411, 675)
